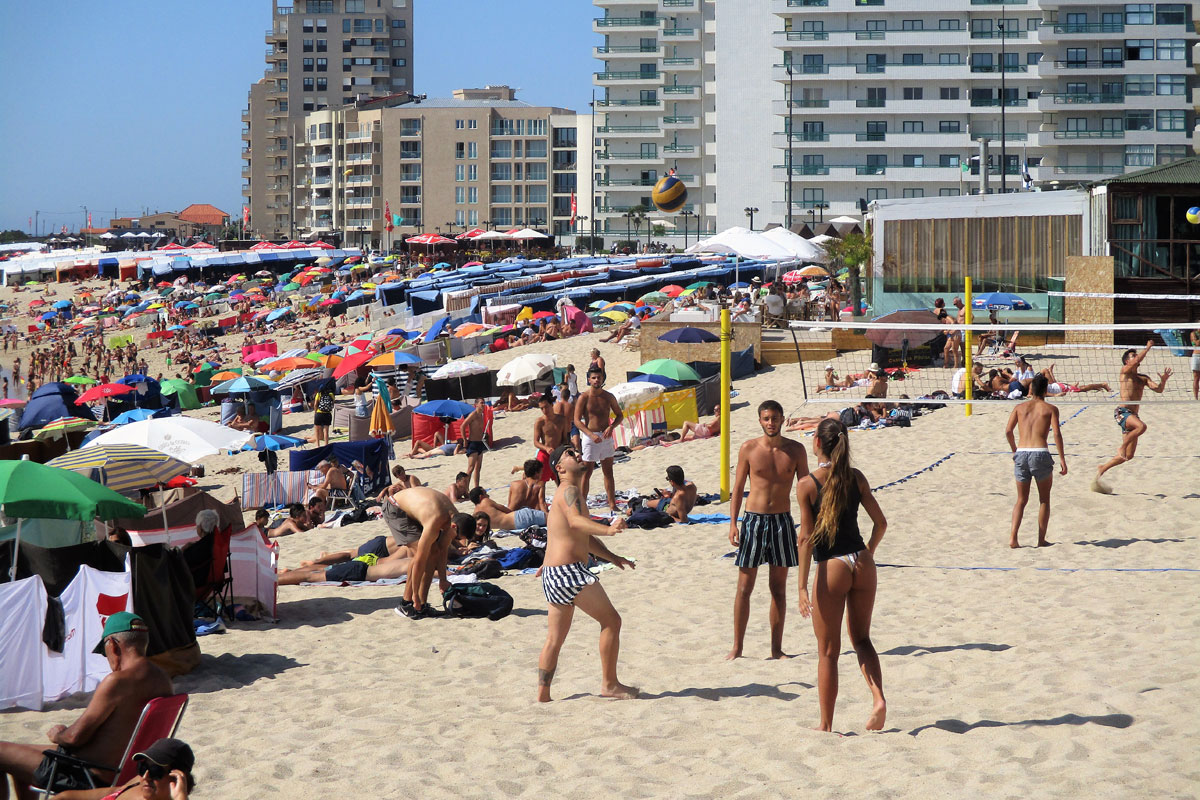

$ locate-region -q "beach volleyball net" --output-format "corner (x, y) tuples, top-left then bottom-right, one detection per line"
(788, 317), (1199, 407)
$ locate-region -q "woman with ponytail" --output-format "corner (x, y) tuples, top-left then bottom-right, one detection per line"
(796, 417), (888, 732)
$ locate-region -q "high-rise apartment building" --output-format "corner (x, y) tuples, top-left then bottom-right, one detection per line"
(243, 0), (415, 240)
(592, 0), (1197, 230)
(293, 87), (576, 249)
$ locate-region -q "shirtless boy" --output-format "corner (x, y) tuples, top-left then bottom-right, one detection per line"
(507, 459), (547, 512)
(1005, 374), (1067, 548)
(573, 365), (624, 513)
(727, 399), (810, 660)
(462, 398), (488, 489)
(533, 392), (569, 484)
(0, 613), (173, 798)
(1093, 341), (1171, 493)
(470, 487), (547, 530)
(385, 487), (462, 618)
(536, 444), (637, 702)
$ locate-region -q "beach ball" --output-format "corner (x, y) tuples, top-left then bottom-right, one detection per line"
(1187, 207), (1200, 224)
(651, 175), (688, 214)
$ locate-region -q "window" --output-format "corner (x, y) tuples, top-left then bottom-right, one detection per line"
(1157, 109), (1187, 131)
(901, 19), (923, 30)
(1156, 39), (1185, 59)
(1027, 52), (1042, 65)
(1125, 145), (1154, 166)
(491, 141), (512, 159)
(940, 121), (961, 133)
(1126, 74), (1154, 95)
(866, 188), (887, 201)
(455, 119), (464, 129)
(303, 57), (314, 72)
(902, 121), (924, 133)
(455, 187), (465, 204)
(346, 0), (365, 10)
(940, 53), (962, 65)
(901, 54), (923, 65)
(939, 154), (960, 167)
(1125, 4), (1153, 24)
(903, 154), (924, 167)
(902, 188), (925, 198)
(940, 87), (960, 100)
(455, 165), (464, 181)
(1157, 4), (1187, 24)
(903, 87), (923, 100)
(467, 142), (478, 159)
(1157, 74), (1185, 95)
(467, 187), (478, 203)
(455, 142), (464, 159)
(1156, 144), (1189, 163)
(316, 58), (327, 71)
(468, 165), (478, 181)
(938, 19), (960, 30)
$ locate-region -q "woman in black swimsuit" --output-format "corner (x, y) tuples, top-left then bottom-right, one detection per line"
(796, 418), (888, 732)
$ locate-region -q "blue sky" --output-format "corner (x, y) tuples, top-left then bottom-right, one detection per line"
(0, 1), (597, 234)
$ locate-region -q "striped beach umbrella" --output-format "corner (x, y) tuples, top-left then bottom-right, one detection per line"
(47, 444), (190, 494)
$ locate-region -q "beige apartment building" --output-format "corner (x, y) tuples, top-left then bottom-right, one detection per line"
(242, 0), (415, 239)
(293, 87), (579, 249)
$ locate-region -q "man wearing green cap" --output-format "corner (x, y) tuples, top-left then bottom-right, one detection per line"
(0, 612), (173, 799)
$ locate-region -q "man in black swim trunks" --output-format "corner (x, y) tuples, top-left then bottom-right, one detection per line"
(462, 397), (488, 490)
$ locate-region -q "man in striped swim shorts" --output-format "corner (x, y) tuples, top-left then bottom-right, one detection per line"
(536, 444), (638, 703)
(727, 399), (810, 661)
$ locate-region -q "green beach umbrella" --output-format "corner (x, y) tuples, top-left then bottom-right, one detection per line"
(634, 358), (702, 382)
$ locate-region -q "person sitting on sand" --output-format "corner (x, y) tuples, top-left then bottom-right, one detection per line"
(507, 459), (547, 512)
(470, 486), (546, 531)
(0, 613), (173, 797)
(679, 415), (720, 442)
(446, 471), (471, 504)
(654, 465), (698, 523)
(267, 503), (311, 538)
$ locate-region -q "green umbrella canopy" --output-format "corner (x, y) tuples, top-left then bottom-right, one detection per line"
(634, 358), (702, 382)
(0, 460), (146, 522)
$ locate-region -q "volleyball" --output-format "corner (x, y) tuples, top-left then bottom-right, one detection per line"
(1187, 207), (1200, 224)
(651, 175), (688, 214)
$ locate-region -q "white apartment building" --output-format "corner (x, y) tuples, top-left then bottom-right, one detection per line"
(593, 0), (1197, 231)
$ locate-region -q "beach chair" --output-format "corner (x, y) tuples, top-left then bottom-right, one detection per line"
(32, 694), (189, 797)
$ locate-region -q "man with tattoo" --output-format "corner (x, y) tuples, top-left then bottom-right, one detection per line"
(536, 444), (638, 702)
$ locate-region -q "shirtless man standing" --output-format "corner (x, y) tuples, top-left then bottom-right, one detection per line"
(1093, 341), (1171, 493)
(0, 613), (173, 798)
(533, 392), (569, 484)
(573, 365), (624, 514)
(727, 399), (809, 660)
(462, 398), (488, 490)
(1005, 374), (1067, 548)
(507, 459), (547, 512)
(386, 487), (461, 619)
(536, 444), (638, 702)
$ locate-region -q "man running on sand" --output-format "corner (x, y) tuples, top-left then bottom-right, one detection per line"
(1005, 374), (1067, 548)
(573, 365), (624, 513)
(727, 399), (810, 660)
(536, 444), (638, 702)
(385, 487), (461, 619)
(1093, 341), (1171, 493)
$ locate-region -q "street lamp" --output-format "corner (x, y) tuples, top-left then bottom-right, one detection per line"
(744, 206), (759, 231)
(680, 209), (695, 251)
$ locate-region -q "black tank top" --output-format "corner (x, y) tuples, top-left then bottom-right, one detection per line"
(809, 473), (866, 562)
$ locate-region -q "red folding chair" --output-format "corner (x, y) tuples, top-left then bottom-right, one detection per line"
(33, 694), (189, 797)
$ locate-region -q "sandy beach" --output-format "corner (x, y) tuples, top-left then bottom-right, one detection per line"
(2, 276), (1198, 798)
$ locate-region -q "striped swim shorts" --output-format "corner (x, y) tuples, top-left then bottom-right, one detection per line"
(541, 561), (598, 606)
(735, 511), (799, 569)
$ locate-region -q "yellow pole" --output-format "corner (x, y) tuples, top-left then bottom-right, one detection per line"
(719, 308), (731, 503)
(964, 276), (974, 417)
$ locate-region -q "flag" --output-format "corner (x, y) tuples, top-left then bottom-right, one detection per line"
(570, 192), (577, 227)
(385, 201), (393, 232)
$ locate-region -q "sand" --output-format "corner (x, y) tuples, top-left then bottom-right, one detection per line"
(2, 277), (1198, 798)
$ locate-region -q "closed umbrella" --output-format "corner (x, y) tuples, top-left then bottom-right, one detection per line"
(634, 358), (702, 382)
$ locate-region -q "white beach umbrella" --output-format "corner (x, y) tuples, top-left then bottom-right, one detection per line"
(496, 353), (557, 386)
(83, 417), (253, 463)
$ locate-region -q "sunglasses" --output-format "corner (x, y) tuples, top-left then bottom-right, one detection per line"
(137, 761), (168, 780)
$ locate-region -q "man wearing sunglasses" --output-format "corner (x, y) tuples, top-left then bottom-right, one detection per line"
(536, 444), (637, 703)
(0, 612), (173, 799)
(56, 738), (195, 800)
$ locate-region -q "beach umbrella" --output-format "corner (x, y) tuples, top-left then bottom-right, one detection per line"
(496, 353), (557, 387)
(634, 358), (702, 382)
(77, 383), (134, 403)
(83, 417), (251, 464)
(367, 351), (423, 368)
(276, 368), (324, 390)
(658, 327), (720, 344)
(242, 434), (307, 452)
(659, 285), (686, 298)
(971, 292), (1032, 311)
(0, 460), (147, 577)
(64, 375), (99, 386)
(211, 376), (278, 394)
(628, 373), (683, 389)
(864, 309), (942, 350)
(413, 399), (473, 419)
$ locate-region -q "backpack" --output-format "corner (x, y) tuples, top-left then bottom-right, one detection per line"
(443, 582), (513, 621)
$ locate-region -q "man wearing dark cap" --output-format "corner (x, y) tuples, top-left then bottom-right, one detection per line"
(0, 612), (173, 799)
(56, 738), (196, 800)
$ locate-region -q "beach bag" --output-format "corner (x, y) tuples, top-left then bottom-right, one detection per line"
(443, 582), (513, 621)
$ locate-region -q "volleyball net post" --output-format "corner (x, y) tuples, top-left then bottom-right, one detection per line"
(719, 307), (731, 503)
(964, 276), (974, 417)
